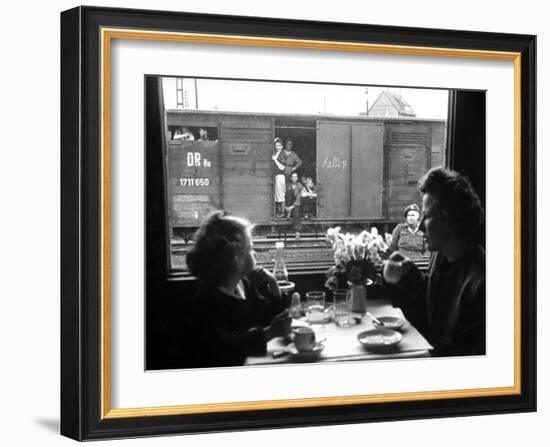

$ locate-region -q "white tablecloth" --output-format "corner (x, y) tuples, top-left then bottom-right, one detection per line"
(246, 299), (433, 365)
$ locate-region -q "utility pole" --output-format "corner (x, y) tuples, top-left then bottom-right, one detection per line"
(176, 78), (184, 109)
(194, 78), (199, 109)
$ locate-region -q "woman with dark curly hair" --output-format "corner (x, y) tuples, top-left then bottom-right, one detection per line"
(384, 167), (485, 357)
(185, 211), (291, 367)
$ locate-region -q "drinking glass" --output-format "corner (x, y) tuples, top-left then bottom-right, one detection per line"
(305, 291), (326, 324)
(333, 289), (353, 327)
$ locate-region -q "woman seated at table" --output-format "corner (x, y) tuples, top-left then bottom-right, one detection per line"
(186, 211), (291, 367)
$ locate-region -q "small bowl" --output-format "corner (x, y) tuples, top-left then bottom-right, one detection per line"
(374, 316), (406, 331)
(357, 328), (403, 351)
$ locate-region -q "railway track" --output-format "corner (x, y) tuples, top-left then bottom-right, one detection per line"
(171, 236), (430, 277)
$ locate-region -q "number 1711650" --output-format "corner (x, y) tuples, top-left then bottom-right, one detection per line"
(179, 177), (210, 187)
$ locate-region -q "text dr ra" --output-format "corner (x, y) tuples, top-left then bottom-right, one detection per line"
(187, 152), (211, 168)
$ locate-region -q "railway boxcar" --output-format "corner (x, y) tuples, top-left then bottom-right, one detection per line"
(165, 110), (446, 234)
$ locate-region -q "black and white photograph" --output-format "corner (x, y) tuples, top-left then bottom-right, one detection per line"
(145, 76), (486, 370)
(1, 0), (545, 443)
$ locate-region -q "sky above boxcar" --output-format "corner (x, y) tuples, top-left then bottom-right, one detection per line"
(161, 77), (448, 120)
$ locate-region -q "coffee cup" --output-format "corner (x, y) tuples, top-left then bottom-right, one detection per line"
(292, 326), (316, 351)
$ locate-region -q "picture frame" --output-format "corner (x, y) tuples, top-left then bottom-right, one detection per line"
(60, 5), (536, 441)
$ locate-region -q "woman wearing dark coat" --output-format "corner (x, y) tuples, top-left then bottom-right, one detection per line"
(185, 211), (291, 367)
(384, 168), (485, 357)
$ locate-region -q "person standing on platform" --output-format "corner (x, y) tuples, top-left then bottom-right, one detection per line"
(389, 203), (427, 258)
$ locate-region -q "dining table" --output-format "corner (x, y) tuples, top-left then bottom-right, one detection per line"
(246, 299), (433, 366)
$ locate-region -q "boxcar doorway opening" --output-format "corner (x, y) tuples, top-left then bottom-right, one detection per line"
(274, 117), (318, 220)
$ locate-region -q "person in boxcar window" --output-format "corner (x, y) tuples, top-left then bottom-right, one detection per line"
(272, 137), (287, 218)
(286, 172), (304, 239)
(185, 211), (291, 367)
(389, 203), (426, 258)
(198, 127), (209, 141)
(173, 126), (195, 141)
(384, 168), (485, 357)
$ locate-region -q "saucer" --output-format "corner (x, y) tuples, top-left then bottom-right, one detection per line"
(288, 342), (325, 357)
(357, 328), (403, 351)
(374, 316), (406, 331)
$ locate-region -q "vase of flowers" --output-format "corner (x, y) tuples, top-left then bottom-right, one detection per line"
(348, 282), (368, 313)
(324, 227), (391, 313)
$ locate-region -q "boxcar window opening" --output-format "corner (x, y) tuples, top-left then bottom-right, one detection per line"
(168, 125), (218, 141)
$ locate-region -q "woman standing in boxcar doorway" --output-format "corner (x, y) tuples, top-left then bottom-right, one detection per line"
(272, 137), (287, 218)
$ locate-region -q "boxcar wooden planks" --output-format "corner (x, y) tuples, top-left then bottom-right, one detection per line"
(385, 121), (445, 220)
(167, 140), (221, 226)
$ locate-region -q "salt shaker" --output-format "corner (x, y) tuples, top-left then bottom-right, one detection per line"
(290, 292), (302, 319)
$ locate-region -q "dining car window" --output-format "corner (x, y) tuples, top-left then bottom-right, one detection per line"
(157, 76), (450, 277)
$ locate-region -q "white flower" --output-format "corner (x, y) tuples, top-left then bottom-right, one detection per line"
(327, 225), (388, 265)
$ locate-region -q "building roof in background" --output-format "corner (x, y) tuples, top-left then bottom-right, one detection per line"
(370, 91), (417, 117)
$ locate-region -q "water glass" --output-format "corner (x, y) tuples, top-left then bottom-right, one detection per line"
(333, 289), (353, 327)
(305, 291), (326, 324)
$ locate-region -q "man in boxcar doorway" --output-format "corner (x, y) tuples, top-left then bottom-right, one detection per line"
(285, 172), (303, 239)
(384, 167), (485, 357)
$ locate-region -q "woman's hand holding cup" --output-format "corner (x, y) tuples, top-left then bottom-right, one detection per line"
(383, 252), (412, 284)
(264, 310), (292, 341)
(249, 268), (282, 300)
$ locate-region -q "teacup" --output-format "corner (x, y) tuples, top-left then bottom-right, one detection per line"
(292, 326), (316, 352)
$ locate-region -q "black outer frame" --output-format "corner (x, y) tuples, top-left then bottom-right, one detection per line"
(60, 5), (537, 441)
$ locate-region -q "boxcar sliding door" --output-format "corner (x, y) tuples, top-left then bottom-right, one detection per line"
(317, 121), (384, 219)
(220, 117), (273, 223)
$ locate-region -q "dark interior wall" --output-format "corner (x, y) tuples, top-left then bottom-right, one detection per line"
(447, 90), (486, 208)
(446, 90), (486, 246)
